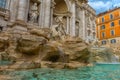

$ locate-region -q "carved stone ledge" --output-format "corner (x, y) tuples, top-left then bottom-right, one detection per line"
(0, 7), (10, 21)
(13, 20), (27, 28)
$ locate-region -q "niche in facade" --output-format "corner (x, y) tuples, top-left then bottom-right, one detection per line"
(54, 0), (68, 14)
(75, 22), (79, 37)
(28, 0), (40, 24)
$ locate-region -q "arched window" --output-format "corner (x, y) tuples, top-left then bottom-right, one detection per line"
(111, 30), (115, 36)
(101, 25), (105, 30)
(111, 22), (114, 27)
(110, 14), (113, 19)
(0, 0), (6, 8)
(102, 17), (104, 23)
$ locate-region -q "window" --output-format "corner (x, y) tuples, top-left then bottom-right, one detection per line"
(111, 22), (114, 27)
(111, 30), (115, 36)
(101, 40), (106, 45)
(101, 25), (105, 30)
(0, 0), (6, 8)
(110, 14), (113, 19)
(110, 39), (116, 44)
(119, 20), (120, 25)
(102, 17), (104, 22)
(102, 32), (105, 38)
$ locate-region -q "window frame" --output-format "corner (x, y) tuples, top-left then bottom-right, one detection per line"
(110, 14), (113, 20)
(101, 40), (106, 45)
(101, 25), (105, 30)
(110, 39), (116, 44)
(110, 30), (115, 36)
(102, 32), (105, 38)
(110, 22), (114, 27)
(102, 17), (104, 23)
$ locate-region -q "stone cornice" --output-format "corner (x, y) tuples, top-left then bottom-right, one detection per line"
(53, 11), (72, 17)
(70, 0), (87, 3)
(82, 3), (96, 16)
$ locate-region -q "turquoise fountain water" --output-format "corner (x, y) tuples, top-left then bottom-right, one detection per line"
(2, 63), (120, 80)
(0, 60), (12, 66)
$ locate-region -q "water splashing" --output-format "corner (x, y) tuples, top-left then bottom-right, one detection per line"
(57, 46), (66, 63)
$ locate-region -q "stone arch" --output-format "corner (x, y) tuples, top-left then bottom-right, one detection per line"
(54, 0), (70, 14)
(52, 0), (71, 35)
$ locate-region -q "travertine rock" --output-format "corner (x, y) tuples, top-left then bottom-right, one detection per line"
(91, 47), (119, 63)
(0, 37), (9, 52)
(0, 26), (91, 69)
(16, 34), (47, 55)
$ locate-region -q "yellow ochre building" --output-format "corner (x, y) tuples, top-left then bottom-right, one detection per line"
(96, 7), (120, 50)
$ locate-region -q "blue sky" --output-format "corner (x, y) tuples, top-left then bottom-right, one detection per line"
(88, 0), (120, 14)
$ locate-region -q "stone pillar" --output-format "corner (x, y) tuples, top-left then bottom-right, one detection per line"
(10, 0), (18, 22)
(25, 0), (30, 22)
(66, 16), (70, 34)
(44, 0), (51, 28)
(39, 0), (44, 27)
(17, 0), (27, 21)
(94, 21), (97, 39)
(89, 17), (92, 40)
(50, 0), (55, 27)
(82, 10), (86, 40)
(78, 21), (81, 37)
(39, 0), (51, 28)
(70, 1), (76, 36)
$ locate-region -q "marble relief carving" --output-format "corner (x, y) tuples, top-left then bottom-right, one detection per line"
(51, 16), (66, 40)
(28, 0), (40, 24)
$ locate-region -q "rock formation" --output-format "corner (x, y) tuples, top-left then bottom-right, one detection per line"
(90, 47), (120, 63)
(0, 25), (91, 70)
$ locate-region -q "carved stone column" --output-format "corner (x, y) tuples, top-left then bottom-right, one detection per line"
(50, 0), (55, 27)
(70, 1), (76, 36)
(9, 0), (18, 22)
(39, 0), (51, 28)
(44, 0), (51, 28)
(17, 0), (27, 22)
(66, 16), (70, 34)
(81, 9), (86, 40)
(39, 0), (44, 27)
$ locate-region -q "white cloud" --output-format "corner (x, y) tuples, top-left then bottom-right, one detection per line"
(88, 1), (112, 10)
(114, 3), (120, 7)
(88, 1), (112, 14)
(88, 0), (120, 14)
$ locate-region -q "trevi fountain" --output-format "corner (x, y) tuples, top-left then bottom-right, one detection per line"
(0, 0), (120, 80)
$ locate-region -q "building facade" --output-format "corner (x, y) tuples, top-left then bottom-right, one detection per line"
(0, 0), (96, 43)
(80, 3), (96, 43)
(96, 7), (120, 50)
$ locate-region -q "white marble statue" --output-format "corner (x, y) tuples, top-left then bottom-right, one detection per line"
(29, 3), (39, 23)
(51, 16), (66, 40)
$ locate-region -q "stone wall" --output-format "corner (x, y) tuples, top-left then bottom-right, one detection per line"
(0, 0), (96, 43)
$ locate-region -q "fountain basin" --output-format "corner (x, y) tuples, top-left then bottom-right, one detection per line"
(95, 62), (120, 65)
(0, 60), (12, 66)
(1, 64), (120, 80)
